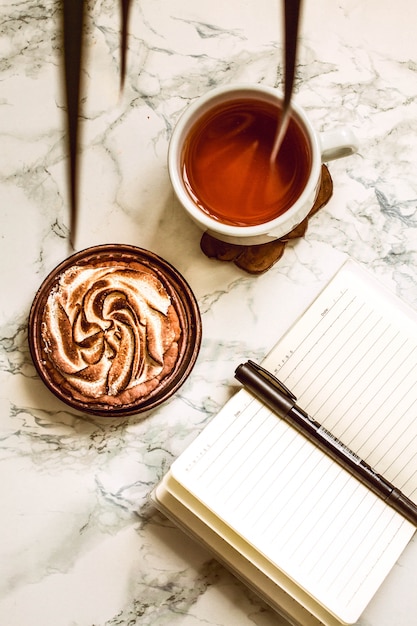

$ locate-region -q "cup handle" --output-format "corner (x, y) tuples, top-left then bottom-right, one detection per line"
(319, 127), (359, 162)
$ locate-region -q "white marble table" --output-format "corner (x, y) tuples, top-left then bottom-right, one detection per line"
(1, 1), (417, 624)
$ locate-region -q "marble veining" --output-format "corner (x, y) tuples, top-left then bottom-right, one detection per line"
(1, 0), (417, 624)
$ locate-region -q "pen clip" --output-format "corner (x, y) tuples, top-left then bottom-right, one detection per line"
(245, 360), (297, 401)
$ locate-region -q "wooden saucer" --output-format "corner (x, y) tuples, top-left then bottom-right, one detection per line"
(200, 164), (333, 274)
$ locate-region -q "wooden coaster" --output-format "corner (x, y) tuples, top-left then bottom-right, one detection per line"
(200, 164), (333, 274)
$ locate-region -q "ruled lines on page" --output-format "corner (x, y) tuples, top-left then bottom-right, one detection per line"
(172, 390), (413, 623)
(265, 261), (417, 502)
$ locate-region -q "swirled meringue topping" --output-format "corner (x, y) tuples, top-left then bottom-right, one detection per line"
(40, 261), (181, 406)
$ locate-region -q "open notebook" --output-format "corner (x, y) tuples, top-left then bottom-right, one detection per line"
(152, 260), (417, 626)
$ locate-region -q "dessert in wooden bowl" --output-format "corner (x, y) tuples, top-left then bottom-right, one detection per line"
(28, 244), (202, 417)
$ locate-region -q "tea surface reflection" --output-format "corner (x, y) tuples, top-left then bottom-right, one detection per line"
(182, 100), (312, 226)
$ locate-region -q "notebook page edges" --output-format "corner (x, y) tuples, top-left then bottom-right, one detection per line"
(170, 388), (414, 624)
(152, 474), (332, 626)
(262, 260), (417, 502)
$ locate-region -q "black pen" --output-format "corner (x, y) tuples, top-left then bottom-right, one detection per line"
(235, 360), (417, 527)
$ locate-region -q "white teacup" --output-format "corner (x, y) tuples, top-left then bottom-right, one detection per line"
(168, 84), (358, 245)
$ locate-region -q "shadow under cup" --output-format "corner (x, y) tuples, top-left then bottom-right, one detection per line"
(179, 97), (313, 229)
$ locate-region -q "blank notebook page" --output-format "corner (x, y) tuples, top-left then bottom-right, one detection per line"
(171, 261), (416, 624)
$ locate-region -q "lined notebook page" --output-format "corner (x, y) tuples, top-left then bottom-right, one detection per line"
(171, 261), (417, 624)
(263, 260), (417, 500)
